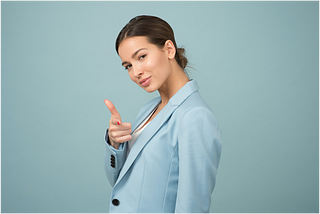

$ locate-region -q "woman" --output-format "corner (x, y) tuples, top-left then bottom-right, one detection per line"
(104, 15), (222, 213)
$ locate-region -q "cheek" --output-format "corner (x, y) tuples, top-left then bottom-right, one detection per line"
(145, 54), (164, 70)
(144, 58), (156, 70)
(128, 72), (136, 82)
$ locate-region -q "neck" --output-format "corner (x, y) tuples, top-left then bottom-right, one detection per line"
(157, 62), (189, 108)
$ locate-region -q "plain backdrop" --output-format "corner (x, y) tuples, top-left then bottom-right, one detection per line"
(1, 1), (319, 213)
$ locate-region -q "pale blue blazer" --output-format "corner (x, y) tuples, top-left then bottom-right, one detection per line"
(104, 80), (222, 213)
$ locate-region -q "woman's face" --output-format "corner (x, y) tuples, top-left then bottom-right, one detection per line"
(118, 36), (173, 93)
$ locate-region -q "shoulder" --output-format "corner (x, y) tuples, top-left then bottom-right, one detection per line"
(176, 91), (213, 116)
(168, 80), (213, 115)
(174, 91), (220, 130)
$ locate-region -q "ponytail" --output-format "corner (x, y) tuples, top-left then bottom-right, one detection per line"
(175, 47), (188, 70)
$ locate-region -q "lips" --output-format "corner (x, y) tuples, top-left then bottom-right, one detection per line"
(139, 76), (151, 87)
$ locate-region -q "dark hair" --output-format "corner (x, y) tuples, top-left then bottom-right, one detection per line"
(115, 15), (188, 70)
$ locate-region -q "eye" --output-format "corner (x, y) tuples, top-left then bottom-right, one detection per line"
(139, 55), (146, 60)
(124, 64), (132, 70)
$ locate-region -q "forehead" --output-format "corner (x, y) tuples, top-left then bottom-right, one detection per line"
(118, 36), (151, 57)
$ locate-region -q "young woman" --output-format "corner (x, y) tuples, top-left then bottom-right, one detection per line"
(104, 15), (222, 213)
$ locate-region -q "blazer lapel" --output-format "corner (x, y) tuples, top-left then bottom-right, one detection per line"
(130, 97), (161, 135)
(114, 80), (199, 187)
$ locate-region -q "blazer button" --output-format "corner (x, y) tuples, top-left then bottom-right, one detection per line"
(112, 199), (120, 206)
(110, 155), (115, 168)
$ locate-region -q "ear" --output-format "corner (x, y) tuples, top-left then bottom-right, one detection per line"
(164, 40), (176, 60)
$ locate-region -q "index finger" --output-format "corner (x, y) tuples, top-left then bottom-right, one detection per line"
(104, 99), (121, 119)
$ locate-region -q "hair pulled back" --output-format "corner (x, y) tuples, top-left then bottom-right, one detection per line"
(116, 15), (188, 70)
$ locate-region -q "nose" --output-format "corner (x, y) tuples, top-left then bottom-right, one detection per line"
(133, 64), (143, 78)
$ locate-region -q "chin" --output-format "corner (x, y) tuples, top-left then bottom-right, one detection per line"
(144, 88), (157, 93)
(142, 85), (158, 93)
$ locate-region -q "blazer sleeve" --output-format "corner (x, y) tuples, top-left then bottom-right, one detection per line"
(104, 129), (127, 187)
(175, 107), (222, 213)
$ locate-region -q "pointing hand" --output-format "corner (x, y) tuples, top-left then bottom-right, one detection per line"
(104, 99), (132, 149)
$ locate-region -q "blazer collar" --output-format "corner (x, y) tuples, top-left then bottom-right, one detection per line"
(114, 80), (199, 187)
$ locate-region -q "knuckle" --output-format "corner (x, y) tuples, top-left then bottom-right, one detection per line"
(110, 132), (115, 138)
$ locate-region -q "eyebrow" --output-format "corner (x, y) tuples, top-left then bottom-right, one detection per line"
(121, 48), (147, 66)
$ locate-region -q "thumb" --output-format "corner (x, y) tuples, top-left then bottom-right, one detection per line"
(104, 99), (122, 123)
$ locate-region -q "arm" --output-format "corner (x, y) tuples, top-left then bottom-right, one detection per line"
(104, 129), (127, 187)
(175, 107), (222, 212)
(103, 99), (131, 186)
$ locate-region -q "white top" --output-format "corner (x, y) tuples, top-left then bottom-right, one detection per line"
(126, 103), (160, 158)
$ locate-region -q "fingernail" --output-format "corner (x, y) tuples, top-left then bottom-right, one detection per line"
(117, 121), (120, 125)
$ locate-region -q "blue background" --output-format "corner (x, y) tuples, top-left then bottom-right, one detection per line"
(2, 1), (319, 213)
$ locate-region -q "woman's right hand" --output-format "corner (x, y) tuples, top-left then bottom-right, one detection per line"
(104, 99), (132, 149)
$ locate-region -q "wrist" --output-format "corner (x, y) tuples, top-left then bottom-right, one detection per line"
(110, 140), (120, 150)
(108, 134), (120, 149)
